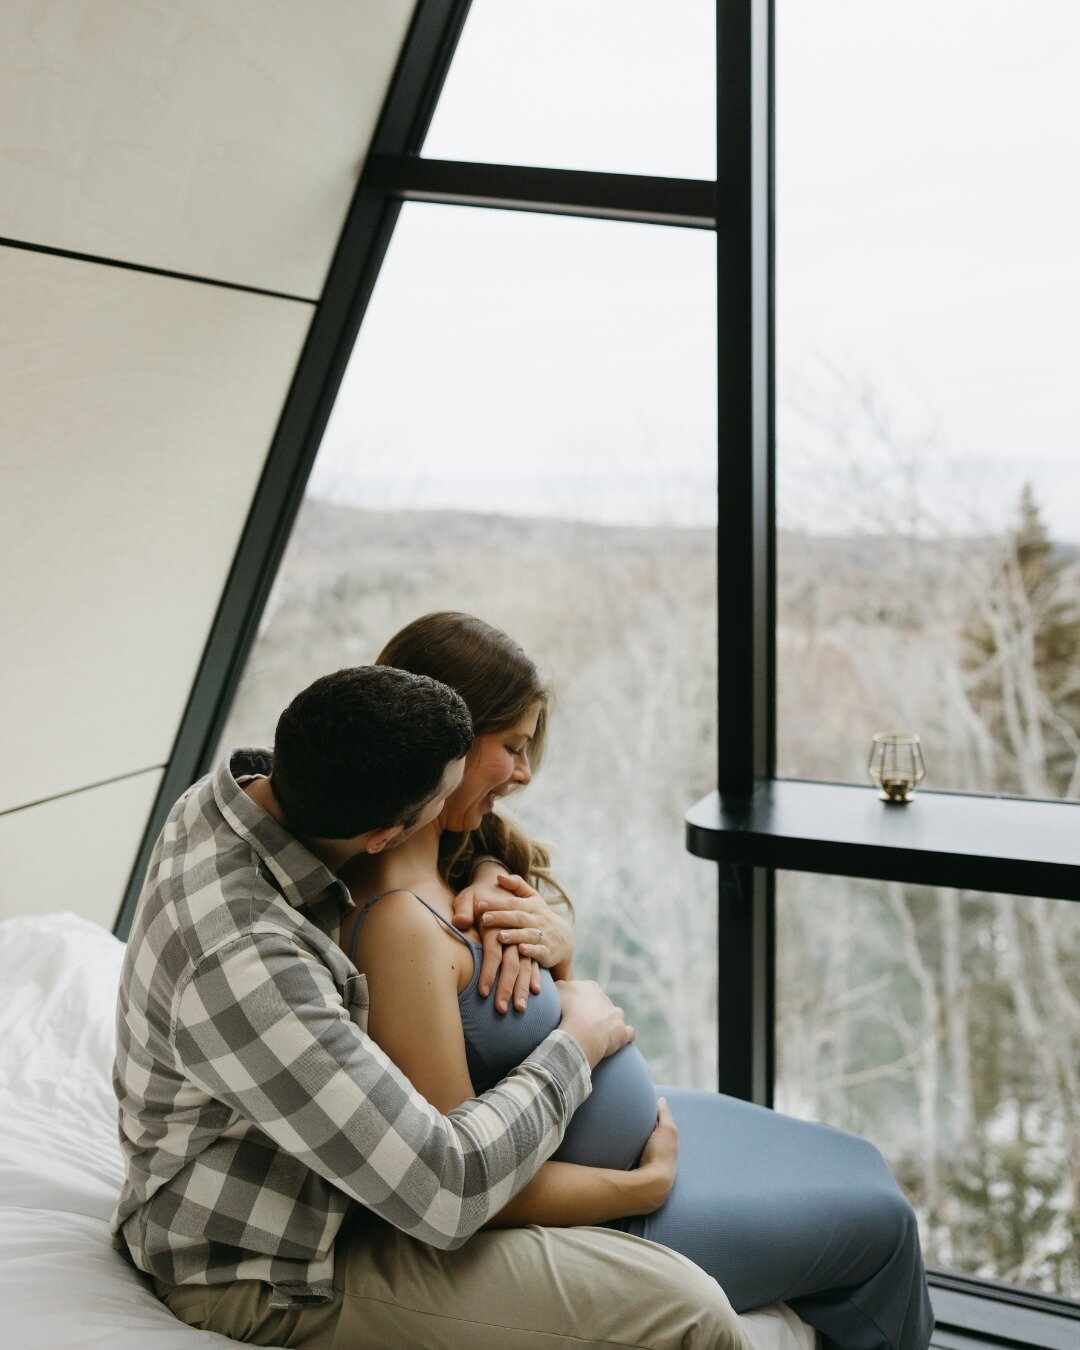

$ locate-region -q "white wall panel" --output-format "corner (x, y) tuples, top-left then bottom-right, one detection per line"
(0, 1), (416, 298)
(0, 770), (162, 928)
(0, 245), (313, 814)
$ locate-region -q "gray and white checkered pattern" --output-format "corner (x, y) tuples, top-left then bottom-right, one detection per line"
(111, 748), (591, 1307)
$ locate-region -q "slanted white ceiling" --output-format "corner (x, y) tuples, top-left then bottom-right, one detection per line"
(0, 245), (314, 814)
(0, 0), (417, 298)
(0, 770), (162, 928)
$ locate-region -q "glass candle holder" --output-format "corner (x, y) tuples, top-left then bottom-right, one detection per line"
(867, 733), (926, 803)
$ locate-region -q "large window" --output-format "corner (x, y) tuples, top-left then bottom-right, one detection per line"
(776, 0), (1080, 799)
(775, 0), (1080, 1298)
(219, 203), (720, 1088)
(776, 873), (1079, 1296)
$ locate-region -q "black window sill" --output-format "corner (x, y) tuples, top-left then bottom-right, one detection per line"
(929, 1272), (1079, 1348)
(685, 781), (1080, 902)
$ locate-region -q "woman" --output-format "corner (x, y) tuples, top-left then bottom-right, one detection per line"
(337, 612), (935, 1350)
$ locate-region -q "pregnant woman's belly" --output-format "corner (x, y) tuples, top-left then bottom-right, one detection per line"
(458, 951), (658, 1171)
(551, 1041), (658, 1169)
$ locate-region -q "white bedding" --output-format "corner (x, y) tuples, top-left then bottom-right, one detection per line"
(0, 912), (816, 1350)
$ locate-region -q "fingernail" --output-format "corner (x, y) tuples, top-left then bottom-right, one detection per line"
(516, 999), (525, 1010)
(498, 1000), (507, 1012)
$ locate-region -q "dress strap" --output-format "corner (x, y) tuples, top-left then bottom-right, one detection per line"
(347, 888), (475, 966)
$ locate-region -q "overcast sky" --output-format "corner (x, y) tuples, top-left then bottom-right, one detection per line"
(309, 1), (1080, 540)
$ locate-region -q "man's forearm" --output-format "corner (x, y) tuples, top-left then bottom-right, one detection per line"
(436, 1029), (594, 1243)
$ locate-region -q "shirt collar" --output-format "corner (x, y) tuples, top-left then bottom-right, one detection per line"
(212, 747), (352, 918)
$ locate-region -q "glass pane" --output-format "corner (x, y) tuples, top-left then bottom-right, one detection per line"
(422, 0), (716, 180)
(776, 871), (1080, 1297)
(219, 203), (719, 1088)
(776, 2), (1080, 800)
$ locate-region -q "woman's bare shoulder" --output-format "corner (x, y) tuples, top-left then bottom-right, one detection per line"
(355, 886), (436, 936)
(350, 887), (474, 993)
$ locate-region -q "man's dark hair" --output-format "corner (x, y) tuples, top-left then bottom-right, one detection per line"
(270, 666), (473, 839)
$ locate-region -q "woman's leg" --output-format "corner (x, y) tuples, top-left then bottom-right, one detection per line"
(159, 1205), (753, 1350)
(612, 1088), (934, 1350)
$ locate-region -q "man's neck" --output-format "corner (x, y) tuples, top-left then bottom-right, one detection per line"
(241, 775), (352, 872)
(241, 774), (280, 819)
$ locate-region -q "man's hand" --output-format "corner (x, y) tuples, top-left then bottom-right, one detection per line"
(453, 865), (576, 1013)
(555, 978), (635, 1068)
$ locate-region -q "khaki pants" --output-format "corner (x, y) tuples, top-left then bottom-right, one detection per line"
(154, 1208), (749, 1349)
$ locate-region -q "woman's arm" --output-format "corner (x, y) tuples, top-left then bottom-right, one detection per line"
(485, 1096), (679, 1229)
(480, 1157), (659, 1229)
(358, 892), (655, 1228)
(358, 891), (484, 1116)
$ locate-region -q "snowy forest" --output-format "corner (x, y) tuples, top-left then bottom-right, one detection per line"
(220, 465), (1079, 1299)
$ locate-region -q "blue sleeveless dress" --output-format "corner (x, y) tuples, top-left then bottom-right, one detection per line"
(348, 890), (934, 1350)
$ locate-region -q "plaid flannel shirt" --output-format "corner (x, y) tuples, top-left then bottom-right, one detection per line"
(111, 748), (592, 1308)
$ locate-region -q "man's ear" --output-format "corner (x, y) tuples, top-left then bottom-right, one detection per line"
(363, 825), (403, 854)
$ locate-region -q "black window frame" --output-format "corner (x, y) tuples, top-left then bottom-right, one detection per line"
(114, 2), (1079, 1341)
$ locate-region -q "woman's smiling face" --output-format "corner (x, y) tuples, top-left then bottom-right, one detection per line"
(441, 703), (541, 832)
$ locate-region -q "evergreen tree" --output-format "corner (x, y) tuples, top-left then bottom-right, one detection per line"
(959, 485), (1080, 1292)
(963, 483), (1080, 797)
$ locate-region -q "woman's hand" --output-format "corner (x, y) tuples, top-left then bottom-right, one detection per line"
(479, 872), (575, 973)
(452, 865), (576, 1012)
(633, 1097), (679, 1213)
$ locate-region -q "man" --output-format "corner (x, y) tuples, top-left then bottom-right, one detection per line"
(113, 665), (746, 1348)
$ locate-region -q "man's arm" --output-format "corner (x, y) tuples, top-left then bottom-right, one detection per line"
(171, 930), (591, 1250)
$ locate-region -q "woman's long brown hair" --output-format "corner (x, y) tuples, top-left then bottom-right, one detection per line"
(376, 612), (573, 916)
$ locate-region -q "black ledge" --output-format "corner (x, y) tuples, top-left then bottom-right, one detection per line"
(686, 780), (1080, 903)
(928, 1274), (1079, 1349)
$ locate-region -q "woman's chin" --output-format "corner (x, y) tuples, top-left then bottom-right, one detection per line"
(467, 804), (497, 831)
(443, 799), (495, 833)
(443, 808), (484, 833)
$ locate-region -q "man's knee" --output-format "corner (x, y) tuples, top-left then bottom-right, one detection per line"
(597, 1233), (749, 1350)
(659, 1253), (749, 1350)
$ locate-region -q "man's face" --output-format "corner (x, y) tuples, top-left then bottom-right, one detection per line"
(381, 756), (466, 851)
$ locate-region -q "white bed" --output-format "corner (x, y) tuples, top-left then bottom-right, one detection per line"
(0, 912), (816, 1350)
